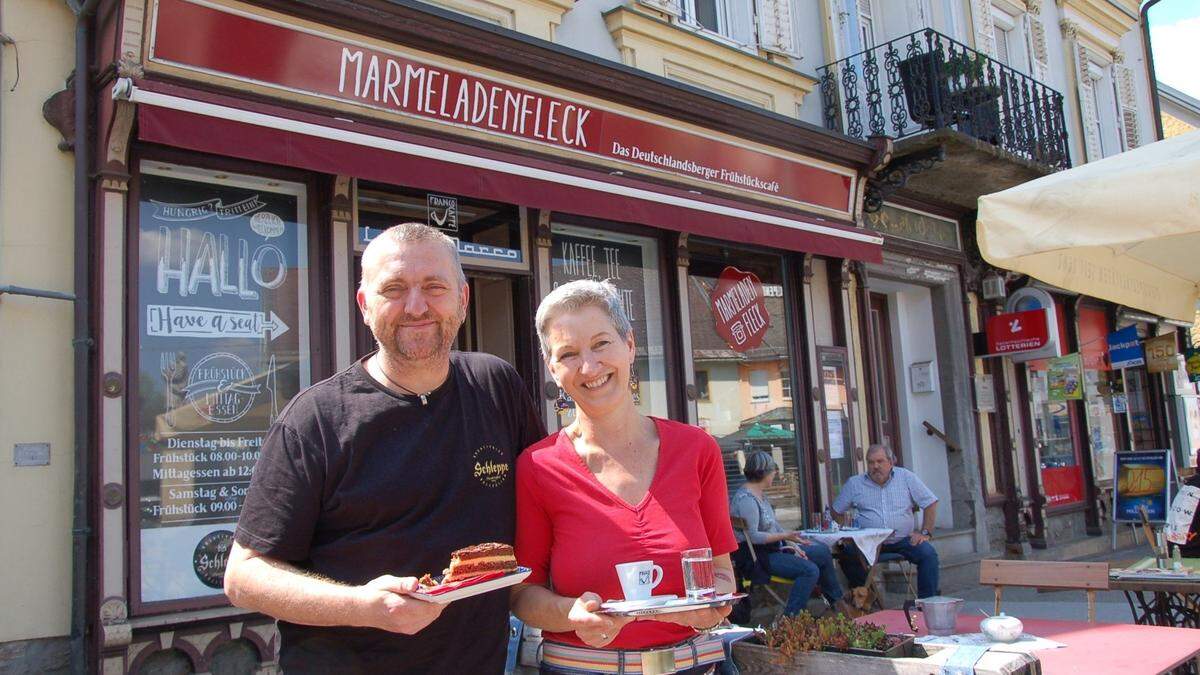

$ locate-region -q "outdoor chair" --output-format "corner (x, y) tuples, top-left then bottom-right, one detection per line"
(862, 551), (916, 610)
(730, 516), (792, 608)
(979, 559), (1110, 623)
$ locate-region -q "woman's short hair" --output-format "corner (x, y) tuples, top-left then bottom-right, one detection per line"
(535, 279), (634, 359)
(742, 450), (778, 482)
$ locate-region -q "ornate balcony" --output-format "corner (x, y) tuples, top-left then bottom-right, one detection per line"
(818, 29), (1071, 211)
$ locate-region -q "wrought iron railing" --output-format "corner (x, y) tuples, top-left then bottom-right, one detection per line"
(818, 29), (1071, 172)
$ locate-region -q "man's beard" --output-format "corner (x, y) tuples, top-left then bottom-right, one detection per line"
(372, 307), (464, 363)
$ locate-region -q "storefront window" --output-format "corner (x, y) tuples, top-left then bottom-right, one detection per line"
(1027, 366), (1083, 506)
(134, 162), (310, 607)
(686, 241), (802, 527)
(549, 224), (668, 426)
(819, 347), (857, 500)
(1125, 366), (1158, 450)
(1079, 306), (1117, 482)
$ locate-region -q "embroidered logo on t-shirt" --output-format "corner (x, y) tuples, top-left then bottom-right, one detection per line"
(473, 444), (511, 488)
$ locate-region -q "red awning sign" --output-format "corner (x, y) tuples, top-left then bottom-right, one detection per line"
(986, 309), (1050, 356)
(710, 267), (770, 352)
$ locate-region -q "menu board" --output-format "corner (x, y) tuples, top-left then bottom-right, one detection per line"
(135, 165), (309, 604)
(549, 226), (666, 420)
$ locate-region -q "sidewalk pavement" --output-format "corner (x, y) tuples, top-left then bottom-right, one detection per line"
(949, 543), (1151, 625)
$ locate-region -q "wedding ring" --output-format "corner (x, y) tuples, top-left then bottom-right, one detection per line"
(600, 633), (608, 639)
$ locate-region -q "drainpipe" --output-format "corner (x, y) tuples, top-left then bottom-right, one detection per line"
(1141, 0), (1165, 142)
(67, 0), (100, 673)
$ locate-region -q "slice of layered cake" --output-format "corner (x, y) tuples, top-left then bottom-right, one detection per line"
(441, 542), (517, 583)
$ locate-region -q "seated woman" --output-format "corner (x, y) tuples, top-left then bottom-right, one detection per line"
(730, 451), (848, 617)
(511, 279), (738, 674)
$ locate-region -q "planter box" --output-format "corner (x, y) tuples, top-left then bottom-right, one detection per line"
(822, 634), (916, 658)
(732, 638), (1035, 674)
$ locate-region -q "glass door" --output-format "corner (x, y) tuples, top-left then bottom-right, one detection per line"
(686, 241), (803, 527)
(1026, 365), (1084, 507)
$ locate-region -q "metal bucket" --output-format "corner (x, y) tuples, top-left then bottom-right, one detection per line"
(903, 596), (964, 636)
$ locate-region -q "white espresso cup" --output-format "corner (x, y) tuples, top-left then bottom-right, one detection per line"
(615, 560), (664, 601)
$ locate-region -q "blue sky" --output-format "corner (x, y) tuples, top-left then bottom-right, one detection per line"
(1147, 1), (1200, 100)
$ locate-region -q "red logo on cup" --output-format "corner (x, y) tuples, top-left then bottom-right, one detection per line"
(710, 267), (770, 352)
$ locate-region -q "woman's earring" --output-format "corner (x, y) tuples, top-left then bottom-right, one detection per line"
(629, 369), (641, 406)
(554, 387), (574, 412)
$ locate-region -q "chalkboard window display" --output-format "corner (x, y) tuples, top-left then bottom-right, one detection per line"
(549, 225), (668, 427)
(134, 162), (311, 606)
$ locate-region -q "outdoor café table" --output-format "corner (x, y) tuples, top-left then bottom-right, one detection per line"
(798, 527), (894, 565)
(859, 609), (1200, 674)
(1110, 558), (1200, 628)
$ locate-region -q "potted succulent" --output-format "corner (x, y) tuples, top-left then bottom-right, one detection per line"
(732, 612), (916, 673)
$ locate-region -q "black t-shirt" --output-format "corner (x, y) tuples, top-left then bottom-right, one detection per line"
(235, 351), (546, 674)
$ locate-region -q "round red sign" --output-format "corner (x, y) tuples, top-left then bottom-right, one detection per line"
(709, 266), (770, 352)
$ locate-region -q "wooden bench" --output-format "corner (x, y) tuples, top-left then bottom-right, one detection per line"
(979, 559), (1110, 623)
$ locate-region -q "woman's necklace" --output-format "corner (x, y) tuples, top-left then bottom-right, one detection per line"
(375, 358), (433, 405)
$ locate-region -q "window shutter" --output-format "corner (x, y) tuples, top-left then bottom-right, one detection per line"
(636, 0), (682, 18)
(755, 0), (799, 56)
(1023, 13), (1050, 82)
(728, 0), (757, 47)
(1113, 63), (1141, 149)
(1071, 44), (1102, 161)
(969, 0), (997, 57)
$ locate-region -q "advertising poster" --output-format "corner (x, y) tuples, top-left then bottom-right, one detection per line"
(1113, 450), (1172, 522)
(1186, 347), (1200, 384)
(1107, 325), (1145, 369)
(136, 166), (309, 604)
(1047, 353), (1083, 401)
(1041, 466), (1085, 506)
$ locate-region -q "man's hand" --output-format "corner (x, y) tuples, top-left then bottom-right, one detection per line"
(909, 531), (930, 546)
(358, 575), (445, 635)
(568, 592), (632, 647)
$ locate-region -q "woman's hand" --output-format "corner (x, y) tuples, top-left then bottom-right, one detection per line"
(568, 592), (632, 648)
(780, 544), (808, 559)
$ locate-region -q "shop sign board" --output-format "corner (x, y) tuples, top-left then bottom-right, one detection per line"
(1113, 450), (1173, 523)
(1107, 325), (1145, 369)
(147, 0), (855, 215)
(135, 164), (310, 606)
(709, 267), (771, 352)
(986, 309), (1051, 356)
(862, 204), (961, 251)
(1146, 333), (1180, 374)
(1047, 353), (1084, 401)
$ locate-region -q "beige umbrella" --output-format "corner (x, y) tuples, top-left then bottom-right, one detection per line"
(977, 131), (1200, 321)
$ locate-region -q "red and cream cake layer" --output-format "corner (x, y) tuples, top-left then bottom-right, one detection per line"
(442, 542), (517, 583)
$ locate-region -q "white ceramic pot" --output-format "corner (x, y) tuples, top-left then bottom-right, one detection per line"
(980, 613), (1024, 643)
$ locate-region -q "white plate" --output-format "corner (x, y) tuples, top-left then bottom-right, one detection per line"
(598, 593), (746, 616)
(409, 567), (532, 604)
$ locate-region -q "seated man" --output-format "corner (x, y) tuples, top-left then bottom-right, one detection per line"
(832, 444), (940, 598)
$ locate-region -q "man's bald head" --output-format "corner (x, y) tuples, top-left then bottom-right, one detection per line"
(359, 223), (466, 291)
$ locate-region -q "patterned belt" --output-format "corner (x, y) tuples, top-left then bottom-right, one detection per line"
(540, 633), (725, 674)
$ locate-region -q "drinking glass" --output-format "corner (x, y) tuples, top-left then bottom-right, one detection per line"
(681, 547), (715, 600)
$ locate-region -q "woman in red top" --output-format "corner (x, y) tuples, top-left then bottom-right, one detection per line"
(511, 279), (738, 674)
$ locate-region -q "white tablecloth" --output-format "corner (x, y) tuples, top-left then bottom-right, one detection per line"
(797, 527), (894, 566)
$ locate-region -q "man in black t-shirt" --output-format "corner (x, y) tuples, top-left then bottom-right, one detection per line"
(224, 223), (546, 673)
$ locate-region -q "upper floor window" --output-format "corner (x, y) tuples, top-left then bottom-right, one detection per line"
(680, 0), (755, 46)
(858, 0), (876, 49)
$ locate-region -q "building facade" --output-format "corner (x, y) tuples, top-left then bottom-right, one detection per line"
(0, 0), (1184, 671)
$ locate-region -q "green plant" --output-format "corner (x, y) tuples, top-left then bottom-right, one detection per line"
(759, 612), (896, 661)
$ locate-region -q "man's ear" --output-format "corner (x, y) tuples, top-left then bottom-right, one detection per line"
(355, 288), (370, 322)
